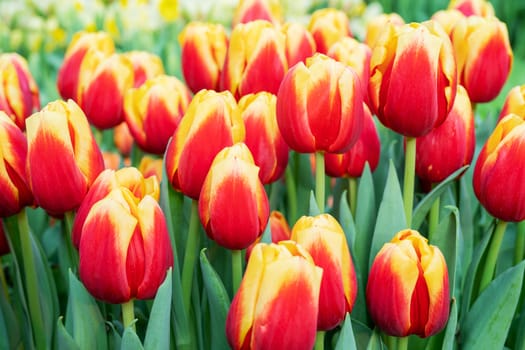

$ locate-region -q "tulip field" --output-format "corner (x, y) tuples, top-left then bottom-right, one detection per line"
(2, 0), (525, 349)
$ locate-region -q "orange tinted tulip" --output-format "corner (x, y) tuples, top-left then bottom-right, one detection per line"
(114, 122), (134, 158)
(308, 8), (352, 54)
(232, 0), (283, 27)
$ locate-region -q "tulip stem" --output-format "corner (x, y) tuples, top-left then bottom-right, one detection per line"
(427, 189), (440, 243)
(314, 331), (325, 350)
(181, 199), (201, 318)
(479, 220), (508, 294)
(121, 299), (136, 331)
(231, 250), (242, 294)
(514, 221), (525, 265)
(315, 152), (325, 213)
(18, 209), (47, 350)
(397, 336), (409, 350)
(403, 137), (416, 228)
(348, 177), (357, 217)
(285, 165), (298, 223)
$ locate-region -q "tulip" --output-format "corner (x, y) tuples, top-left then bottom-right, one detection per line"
(308, 8), (352, 54)
(448, 0), (495, 17)
(431, 9), (466, 37)
(179, 22), (228, 93)
(199, 143), (269, 250)
(276, 53), (364, 154)
(281, 22), (317, 67)
(138, 156), (163, 183)
(26, 100), (105, 216)
(122, 51), (165, 88)
(232, 0), (283, 27)
(0, 222), (8, 256)
(57, 31), (115, 101)
(78, 53), (135, 129)
(473, 114), (525, 222)
(0, 111), (33, 217)
(72, 167), (159, 248)
(451, 16), (512, 103)
(165, 90), (245, 200)
(364, 13), (405, 48)
(416, 85), (475, 186)
(220, 20), (288, 98)
(102, 151), (122, 171)
(325, 103), (380, 178)
(291, 213), (357, 330)
(498, 85), (525, 121)
(366, 229), (450, 337)
(114, 122), (134, 159)
(124, 75), (192, 154)
(369, 20), (457, 138)
(239, 92), (288, 184)
(78, 186), (173, 304)
(0, 53), (40, 130)
(245, 210), (292, 260)
(226, 240), (323, 350)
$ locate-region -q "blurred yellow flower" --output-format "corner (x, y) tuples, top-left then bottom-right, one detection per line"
(158, 0), (179, 22)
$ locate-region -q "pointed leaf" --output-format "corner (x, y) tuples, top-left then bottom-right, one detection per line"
(144, 269), (173, 350)
(366, 328), (386, 350)
(120, 327), (144, 350)
(309, 190), (321, 216)
(338, 190), (356, 250)
(260, 221), (272, 244)
(354, 163), (376, 272)
(335, 314), (357, 350)
(442, 299), (458, 350)
(56, 317), (80, 350)
(0, 286), (21, 348)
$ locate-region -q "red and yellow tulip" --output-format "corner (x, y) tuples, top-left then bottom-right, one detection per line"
(122, 51), (165, 88)
(364, 13), (405, 48)
(232, 0), (283, 27)
(281, 22), (317, 67)
(448, 0), (495, 17)
(498, 85), (525, 121)
(308, 8), (352, 54)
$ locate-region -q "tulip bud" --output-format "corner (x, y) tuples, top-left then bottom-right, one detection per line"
(281, 22), (317, 67)
(0, 111), (33, 217)
(364, 13), (405, 48)
(369, 20), (457, 137)
(448, 0), (495, 17)
(239, 92), (288, 184)
(179, 22), (228, 93)
(291, 213), (358, 330)
(473, 114), (525, 221)
(124, 75), (192, 154)
(26, 100), (105, 216)
(122, 51), (165, 88)
(367, 229), (450, 337)
(308, 8), (352, 54)
(498, 85), (525, 121)
(451, 16), (512, 103)
(416, 85), (475, 187)
(57, 31), (115, 101)
(232, 0), (283, 27)
(227, 241), (322, 349)
(0, 53), (40, 130)
(199, 143), (269, 250)
(79, 186), (173, 304)
(165, 90), (245, 199)
(277, 53), (364, 153)
(221, 20), (288, 98)
(325, 103), (380, 178)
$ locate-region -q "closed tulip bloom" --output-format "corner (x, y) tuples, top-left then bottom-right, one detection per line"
(498, 85), (525, 121)
(124, 75), (192, 154)
(448, 0), (495, 17)
(114, 122), (134, 158)
(369, 21), (457, 138)
(165, 90), (245, 200)
(26, 100), (104, 216)
(473, 114), (525, 222)
(416, 85), (475, 186)
(277, 53), (364, 153)
(122, 51), (165, 88)
(79, 186), (173, 304)
(72, 167), (159, 248)
(367, 229), (450, 337)
(364, 13), (405, 48)
(232, 0), (283, 27)
(0, 111), (33, 217)
(199, 143), (269, 250)
(325, 103), (380, 178)
(245, 210), (292, 260)
(179, 22), (228, 93)
(0, 53), (40, 130)
(221, 20), (288, 98)
(227, 241), (323, 350)
(78, 53), (134, 129)
(57, 31), (115, 101)
(239, 92), (288, 184)
(281, 22), (317, 67)
(452, 16), (512, 103)
(308, 8), (352, 54)
(431, 9), (466, 37)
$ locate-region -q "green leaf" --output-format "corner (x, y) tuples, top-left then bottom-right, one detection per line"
(259, 220), (272, 244)
(442, 299), (458, 350)
(335, 314), (357, 350)
(461, 261), (525, 349)
(144, 269), (173, 350)
(56, 317), (80, 350)
(309, 190), (321, 216)
(0, 285), (22, 349)
(412, 165), (469, 230)
(366, 328), (386, 350)
(338, 190), (356, 251)
(368, 160), (407, 270)
(120, 327), (144, 350)
(514, 299), (525, 350)
(200, 249), (230, 350)
(65, 270), (107, 350)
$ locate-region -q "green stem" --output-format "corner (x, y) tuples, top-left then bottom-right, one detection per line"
(285, 165), (297, 223)
(348, 177), (358, 217)
(479, 220), (508, 294)
(63, 211), (79, 272)
(315, 152), (325, 213)
(231, 250), (242, 294)
(181, 200), (201, 318)
(403, 137), (416, 228)
(514, 221), (525, 265)
(427, 190), (440, 243)
(397, 336), (409, 350)
(18, 210), (47, 350)
(121, 299), (136, 331)
(314, 330), (325, 350)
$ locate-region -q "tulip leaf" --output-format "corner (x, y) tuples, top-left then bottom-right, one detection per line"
(0, 284), (22, 349)
(366, 328), (386, 350)
(260, 219), (272, 244)
(144, 269), (172, 350)
(335, 314), (357, 350)
(65, 270), (107, 350)
(120, 327), (144, 350)
(338, 190), (356, 250)
(412, 165), (469, 230)
(514, 300), (525, 349)
(200, 249), (231, 350)
(460, 261), (525, 349)
(368, 160), (406, 270)
(309, 190), (321, 216)
(442, 298), (458, 350)
(56, 317), (80, 350)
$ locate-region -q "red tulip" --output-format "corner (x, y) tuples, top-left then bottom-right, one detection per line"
(281, 22), (317, 67)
